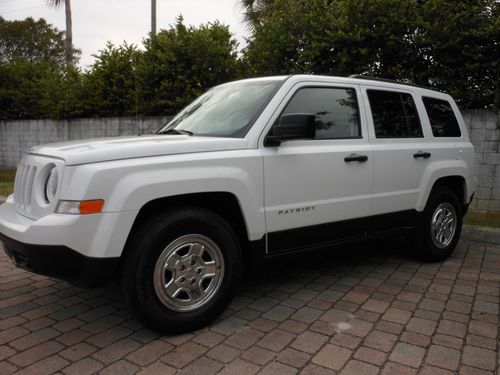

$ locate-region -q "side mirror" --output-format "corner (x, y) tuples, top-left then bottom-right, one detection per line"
(265, 114), (316, 147)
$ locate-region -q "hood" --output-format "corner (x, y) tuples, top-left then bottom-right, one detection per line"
(29, 134), (248, 166)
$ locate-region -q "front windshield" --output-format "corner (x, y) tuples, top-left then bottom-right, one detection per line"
(158, 79), (282, 138)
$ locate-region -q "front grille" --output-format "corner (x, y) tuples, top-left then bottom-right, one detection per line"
(12, 155), (63, 219)
(13, 163), (37, 213)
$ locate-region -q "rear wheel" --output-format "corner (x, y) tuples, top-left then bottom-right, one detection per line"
(121, 207), (242, 334)
(413, 186), (462, 262)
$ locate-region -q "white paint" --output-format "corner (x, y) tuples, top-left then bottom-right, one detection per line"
(0, 75), (475, 261)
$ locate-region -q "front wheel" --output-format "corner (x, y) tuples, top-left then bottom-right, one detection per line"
(121, 208), (242, 334)
(413, 186), (463, 262)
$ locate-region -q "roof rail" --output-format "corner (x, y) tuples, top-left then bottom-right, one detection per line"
(348, 74), (439, 92)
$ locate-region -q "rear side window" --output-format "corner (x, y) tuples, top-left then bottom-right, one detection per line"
(282, 87), (361, 139)
(423, 97), (461, 137)
(367, 90), (423, 138)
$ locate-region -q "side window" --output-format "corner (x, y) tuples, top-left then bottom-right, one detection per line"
(423, 97), (461, 137)
(281, 87), (360, 139)
(367, 90), (423, 138)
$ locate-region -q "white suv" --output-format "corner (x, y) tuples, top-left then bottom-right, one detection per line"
(0, 75), (475, 333)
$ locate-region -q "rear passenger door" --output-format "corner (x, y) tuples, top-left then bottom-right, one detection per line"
(362, 87), (430, 231)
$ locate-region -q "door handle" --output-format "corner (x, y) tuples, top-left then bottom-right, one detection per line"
(413, 151), (431, 159)
(344, 154), (368, 163)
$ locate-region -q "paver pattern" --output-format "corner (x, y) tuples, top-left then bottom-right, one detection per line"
(0, 230), (498, 374)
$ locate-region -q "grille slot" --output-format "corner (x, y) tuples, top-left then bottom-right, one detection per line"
(13, 164), (24, 205)
(14, 163), (37, 213)
(25, 166), (37, 208)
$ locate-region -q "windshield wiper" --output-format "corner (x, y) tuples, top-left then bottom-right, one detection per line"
(158, 128), (193, 136)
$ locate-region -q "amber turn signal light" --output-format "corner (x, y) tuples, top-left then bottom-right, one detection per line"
(56, 199), (105, 215)
(79, 200), (105, 214)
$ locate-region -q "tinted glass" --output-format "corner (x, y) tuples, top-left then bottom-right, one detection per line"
(367, 90), (423, 138)
(423, 97), (461, 137)
(282, 87), (360, 139)
(158, 79), (282, 138)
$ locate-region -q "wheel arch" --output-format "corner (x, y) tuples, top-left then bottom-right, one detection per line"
(432, 176), (466, 204)
(417, 158), (472, 212)
(122, 192), (252, 261)
(420, 175), (468, 212)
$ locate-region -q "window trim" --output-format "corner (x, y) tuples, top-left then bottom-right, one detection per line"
(422, 96), (462, 138)
(274, 85), (363, 141)
(367, 89), (424, 139)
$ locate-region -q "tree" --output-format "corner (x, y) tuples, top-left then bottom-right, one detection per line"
(138, 17), (240, 115)
(414, 0), (499, 108)
(0, 16), (66, 65)
(0, 16), (81, 120)
(242, 0), (420, 77)
(0, 59), (62, 119)
(242, 0), (499, 108)
(46, 0), (74, 67)
(82, 42), (141, 117)
(240, 0), (275, 30)
(0, 16), (242, 120)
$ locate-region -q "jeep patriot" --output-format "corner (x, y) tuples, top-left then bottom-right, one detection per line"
(0, 75), (475, 332)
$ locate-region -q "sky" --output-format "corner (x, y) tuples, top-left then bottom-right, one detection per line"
(1, 0), (250, 68)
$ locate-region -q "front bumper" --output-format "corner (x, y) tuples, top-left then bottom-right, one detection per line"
(0, 232), (119, 287)
(0, 197), (137, 287)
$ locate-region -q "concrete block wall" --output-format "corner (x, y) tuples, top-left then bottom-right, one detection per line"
(0, 110), (499, 220)
(0, 116), (171, 168)
(462, 109), (500, 222)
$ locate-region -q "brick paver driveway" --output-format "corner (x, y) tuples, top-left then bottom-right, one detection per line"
(0, 227), (498, 375)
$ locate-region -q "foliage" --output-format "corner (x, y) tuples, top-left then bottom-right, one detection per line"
(239, 0), (275, 30)
(242, 0), (499, 108)
(138, 17), (240, 115)
(463, 218), (500, 229)
(0, 169), (15, 197)
(0, 59), (60, 119)
(242, 0), (422, 77)
(0, 17), (240, 119)
(0, 16), (67, 65)
(414, 0), (499, 108)
(38, 66), (88, 119)
(82, 42), (141, 117)
(1, 3), (498, 120)
(0, 16), (83, 120)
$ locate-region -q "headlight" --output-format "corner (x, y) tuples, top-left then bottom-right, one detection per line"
(44, 167), (58, 204)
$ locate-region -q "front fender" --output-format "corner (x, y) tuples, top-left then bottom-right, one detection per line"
(60, 151), (265, 242)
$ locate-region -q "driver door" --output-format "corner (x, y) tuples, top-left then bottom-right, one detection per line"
(262, 84), (373, 253)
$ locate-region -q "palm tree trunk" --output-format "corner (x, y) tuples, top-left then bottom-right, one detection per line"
(151, 0), (157, 36)
(64, 0), (73, 67)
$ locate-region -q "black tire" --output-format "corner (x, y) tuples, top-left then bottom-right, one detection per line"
(121, 207), (242, 334)
(413, 186), (463, 262)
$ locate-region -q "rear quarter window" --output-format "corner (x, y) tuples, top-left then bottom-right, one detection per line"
(422, 97), (461, 137)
